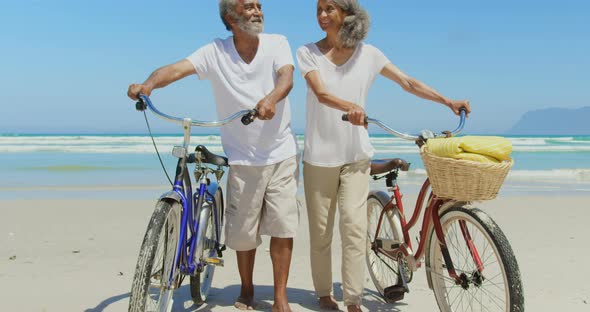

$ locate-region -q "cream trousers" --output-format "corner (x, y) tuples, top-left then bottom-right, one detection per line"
(303, 159), (370, 306)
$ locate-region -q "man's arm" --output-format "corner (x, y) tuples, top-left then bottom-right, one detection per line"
(302, 70), (366, 126)
(255, 65), (295, 120)
(380, 63), (471, 115)
(127, 59), (196, 100)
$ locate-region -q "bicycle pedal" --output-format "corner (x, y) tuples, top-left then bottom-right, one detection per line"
(383, 285), (407, 303)
(204, 257), (224, 266)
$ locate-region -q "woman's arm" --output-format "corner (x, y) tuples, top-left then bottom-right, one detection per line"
(304, 70), (366, 126)
(380, 63), (471, 115)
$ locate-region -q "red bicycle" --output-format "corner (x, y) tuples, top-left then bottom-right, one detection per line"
(346, 111), (524, 311)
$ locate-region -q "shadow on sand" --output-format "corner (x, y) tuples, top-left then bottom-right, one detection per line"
(85, 283), (408, 311)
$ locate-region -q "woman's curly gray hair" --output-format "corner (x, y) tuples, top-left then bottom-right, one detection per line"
(331, 0), (370, 48)
(219, 0), (238, 31)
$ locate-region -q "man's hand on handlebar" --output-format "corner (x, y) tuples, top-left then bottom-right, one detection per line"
(127, 84), (152, 101)
(447, 99), (471, 116)
(255, 98), (276, 120)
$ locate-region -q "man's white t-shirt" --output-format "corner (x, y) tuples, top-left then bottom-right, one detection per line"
(296, 42), (390, 167)
(186, 34), (297, 166)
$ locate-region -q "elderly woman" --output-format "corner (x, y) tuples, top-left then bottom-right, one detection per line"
(296, 0), (471, 311)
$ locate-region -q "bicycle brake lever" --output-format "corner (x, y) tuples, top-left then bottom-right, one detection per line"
(135, 99), (147, 111)
(241, 109), (258, 125)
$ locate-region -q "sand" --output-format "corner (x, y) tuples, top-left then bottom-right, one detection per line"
(1, 194), (590, 311)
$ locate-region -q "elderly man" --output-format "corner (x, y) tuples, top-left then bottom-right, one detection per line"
(127, 0), (298, 311)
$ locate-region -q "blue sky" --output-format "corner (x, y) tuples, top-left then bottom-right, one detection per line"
(1, 0), (588, 134)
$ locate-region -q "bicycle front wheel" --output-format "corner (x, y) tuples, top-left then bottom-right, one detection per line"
(426, 206), (524, 312)
(366, 193), (406, 296)
(129, 200), (181, 312)
(190, 187), (223, 304)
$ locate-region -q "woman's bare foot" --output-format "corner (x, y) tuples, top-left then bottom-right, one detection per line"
(234, 296), (257, 310)
(346, 304), (362, 312)
(319, 296), (339, 310)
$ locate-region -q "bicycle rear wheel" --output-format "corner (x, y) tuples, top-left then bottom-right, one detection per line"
(129, 200), (181, 312)
(426, 206), (524, 312)
(366, 193), (407, 297)
(190, 187), (223, 304)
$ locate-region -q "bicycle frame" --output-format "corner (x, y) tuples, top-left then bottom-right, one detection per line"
(372, 175), (485, 284)
(137, 94), (252, 289)
(363, 108), (485, 285)
(160, 121), (224, 287)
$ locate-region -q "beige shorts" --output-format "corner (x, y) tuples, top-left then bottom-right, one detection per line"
(225, 156), (299, 251)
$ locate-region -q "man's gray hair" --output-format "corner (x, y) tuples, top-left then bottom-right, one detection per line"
(219, 0), (238, 31)
(331, 0), (370, 48)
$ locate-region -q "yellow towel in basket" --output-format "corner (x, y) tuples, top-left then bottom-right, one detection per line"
(426, 136), (512, 163)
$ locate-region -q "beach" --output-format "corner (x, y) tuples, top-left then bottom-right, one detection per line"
(2, 134), (590, 311)
(2, 193), (590, 311)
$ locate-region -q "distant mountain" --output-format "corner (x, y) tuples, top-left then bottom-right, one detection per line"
(507, 106), (590, 135)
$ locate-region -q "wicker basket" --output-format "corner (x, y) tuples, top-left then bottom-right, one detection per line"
(420, 146), (513, 201)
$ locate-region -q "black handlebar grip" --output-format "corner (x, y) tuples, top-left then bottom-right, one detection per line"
(135, 101), (147, 111)
(341, 114), (368, 124)
(135, 98), (147, 111)
(241, 109), (258, 126)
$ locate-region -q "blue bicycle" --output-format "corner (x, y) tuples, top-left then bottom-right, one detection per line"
(128, 94), (256, 312)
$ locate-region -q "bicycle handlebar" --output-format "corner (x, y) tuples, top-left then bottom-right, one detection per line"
(136, 94), (257, 127)
(342, 108), (467, 141)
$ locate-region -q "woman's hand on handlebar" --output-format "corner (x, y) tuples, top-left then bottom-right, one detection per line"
(447, 99), (471, 116)
(127, 84), (152, 101)
(347, 104), (368, 128)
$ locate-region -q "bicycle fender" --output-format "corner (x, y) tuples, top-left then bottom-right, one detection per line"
(368, 190), (392, 206)
(159, 190), (183, 204)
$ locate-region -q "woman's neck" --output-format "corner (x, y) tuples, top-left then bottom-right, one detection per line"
(324, 32), (342, 50)
(318, 33), (353, 54)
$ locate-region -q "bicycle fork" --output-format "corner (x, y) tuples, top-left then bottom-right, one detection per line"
(431, 200), (485, 287)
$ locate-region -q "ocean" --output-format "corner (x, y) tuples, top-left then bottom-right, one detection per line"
(1, 134), (589, 199)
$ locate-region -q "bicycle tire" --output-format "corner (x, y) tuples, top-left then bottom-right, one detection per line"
(426, 206), (524, 312)
(190, 187), (223, 304)
(366, 192), (407, 297)
(129, 200), (181, 312)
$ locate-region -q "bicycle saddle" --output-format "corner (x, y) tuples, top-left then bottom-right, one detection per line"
(195, 145), (229, 167)
(370, 158), (410, 175)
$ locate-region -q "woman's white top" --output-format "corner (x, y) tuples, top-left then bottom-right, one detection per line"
(296, 42), (390, 167)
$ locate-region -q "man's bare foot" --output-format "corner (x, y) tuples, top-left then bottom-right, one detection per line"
(234, 296), (257, 310)
(271, 302), (292, 312)
(319, 296), (339, 310)
(346, 305), (362, 312)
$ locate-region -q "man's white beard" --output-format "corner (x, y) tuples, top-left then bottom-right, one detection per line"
(237, 17), (264, 36)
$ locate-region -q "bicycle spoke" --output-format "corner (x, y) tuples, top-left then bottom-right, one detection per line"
(466, 290), (481, 311)
(475, 285), (506, 310)
(366, 199), (404, 295)
(447, 222), (471, 273)
(447, 284), (463, 308)
(428, 208), (521, 312)
(427, 265), (458, 284)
